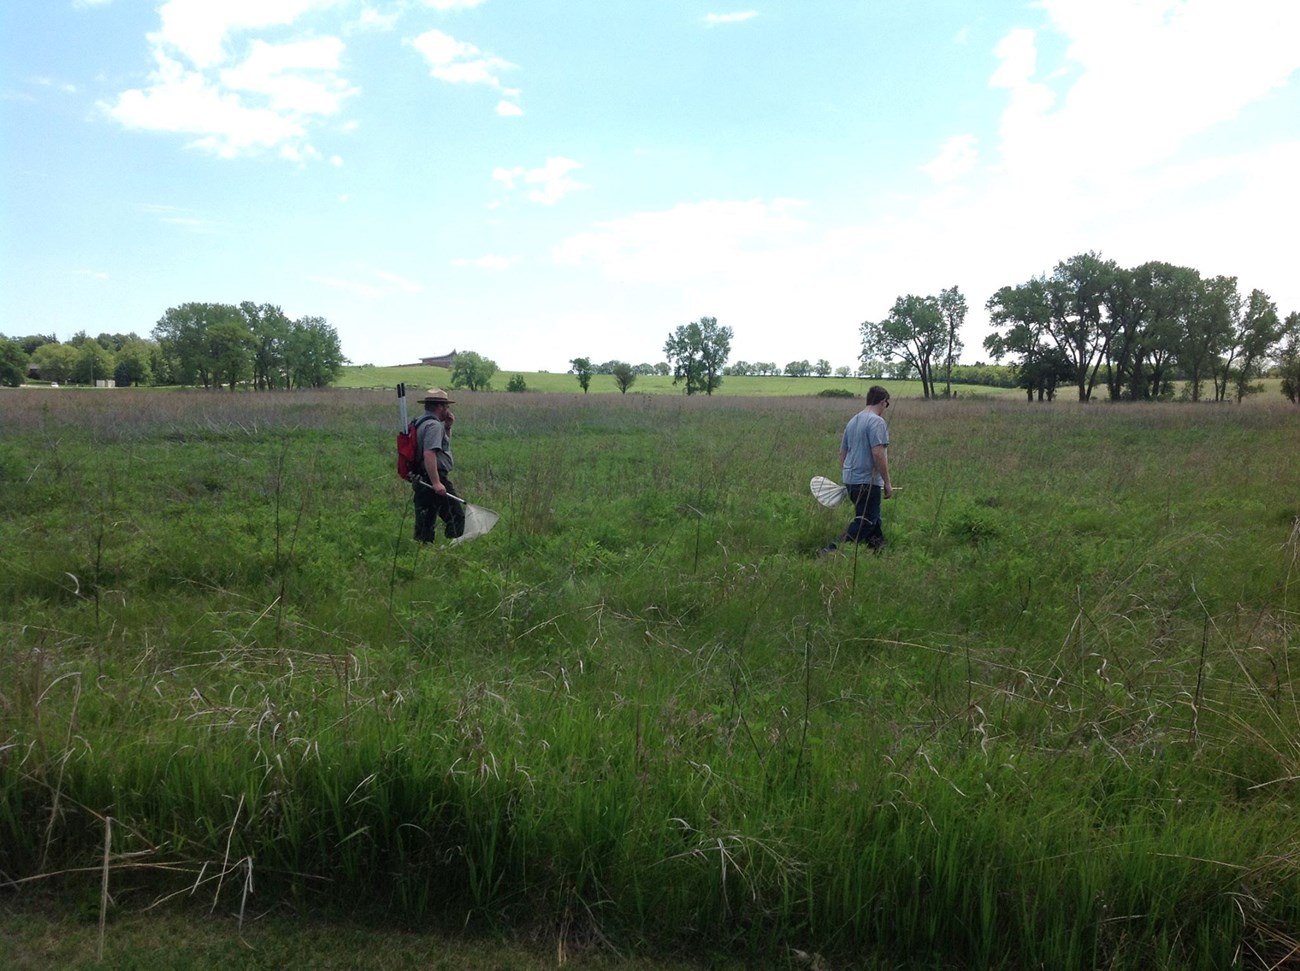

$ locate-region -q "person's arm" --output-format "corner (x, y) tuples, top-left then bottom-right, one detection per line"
(423, 447), (446, 494)
(838, 447), (848, 469)
(872, 444), (892, 498)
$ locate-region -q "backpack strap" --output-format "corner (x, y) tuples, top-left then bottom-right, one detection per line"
(411, 413), (437, 476)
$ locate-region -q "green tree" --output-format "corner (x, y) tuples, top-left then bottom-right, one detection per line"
(149, 341), (177, 386)
(70, 341), (116, 386)
(570, 357), (594, 393)
(207, 318), (254, 390)
(451, 351), (498, 392)
(1278, 312), (1300, 404)
(241, 302), (292, 389)
(814, 358), (832, 377)
(860, 293), (945, 398)
(17, 334), (56, 356)
(611, 361), (636, 394)
(1179, 274), (1235, 402)
(938, 285), (967, 397)
(153, 303), (229, 387)
(696, 317), (731, 395)
(664, 317), (731, 395)
(785, 359), (812, 377)
(30, 343), (79, 384)
(664, 324), (702, 393)
(114, 338), (155, 387)
(0, 337), (28, 387)
(985, 280), (1056, 402)
(1227, 289), (1282, 403)
(1044, 252), (1117, 402)
(1092, 260), (1196, 401)
(506, 374), (528, 392)
(285, 316), (346, 388)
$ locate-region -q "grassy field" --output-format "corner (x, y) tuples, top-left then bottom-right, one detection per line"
(336, 363), (1028, 399)
(2, 386), (1298, 969)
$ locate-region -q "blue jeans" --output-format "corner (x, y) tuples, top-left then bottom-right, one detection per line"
(843, 483), (884, 548)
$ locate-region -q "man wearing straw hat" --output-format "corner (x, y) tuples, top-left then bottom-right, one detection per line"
(412, 388), (466, 542)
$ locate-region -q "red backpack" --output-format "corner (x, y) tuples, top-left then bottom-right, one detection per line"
(395, 383), (436, 480)
(396, 414), (436, 480)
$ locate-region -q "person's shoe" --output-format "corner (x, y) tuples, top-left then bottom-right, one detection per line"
(815, 543), (838, 559)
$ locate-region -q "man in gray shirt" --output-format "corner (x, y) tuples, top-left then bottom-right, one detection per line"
(411, 388), (466, 542)
(820, 385), (893, 556)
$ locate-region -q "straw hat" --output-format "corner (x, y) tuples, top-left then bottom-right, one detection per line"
(416, 388), (455, 404)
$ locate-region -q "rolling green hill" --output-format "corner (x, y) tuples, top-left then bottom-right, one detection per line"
(334, 363), (1025, 399)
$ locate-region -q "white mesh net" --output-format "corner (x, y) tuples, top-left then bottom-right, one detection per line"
(451, 502), (500, 544)
(810, 476), (849, 508)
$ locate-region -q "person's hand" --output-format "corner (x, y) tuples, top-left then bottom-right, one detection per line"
(883, 484), (894, 500)
(432, 480), (447, 496)
(443, 410), (455, 432)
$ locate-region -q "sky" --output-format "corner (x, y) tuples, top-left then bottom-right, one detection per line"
(3, 0), (1298, 374)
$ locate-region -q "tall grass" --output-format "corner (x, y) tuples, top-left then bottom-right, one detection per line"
(1, 387), (1298, 968)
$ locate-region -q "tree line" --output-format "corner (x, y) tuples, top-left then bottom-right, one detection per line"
(152, 302), (345, 390)
(862, 253), (1300, 403)
(0, 302), (346, 390)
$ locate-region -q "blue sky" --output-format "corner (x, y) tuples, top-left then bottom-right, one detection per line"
(4, 0), (1298, 373)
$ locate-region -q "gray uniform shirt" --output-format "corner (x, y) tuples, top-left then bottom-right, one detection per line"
(416, 414), (453, 475)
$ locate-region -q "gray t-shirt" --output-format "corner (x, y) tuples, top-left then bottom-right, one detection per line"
(416, 414), (453, 475)
(840, 409), (888, 486)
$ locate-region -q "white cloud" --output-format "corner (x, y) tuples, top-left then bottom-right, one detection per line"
(107, 51), (307, 157)
(106, 2), (353, 160)
(72, 0), (112, 8)
(374, 270), (424, 292)
(152, 0), (339, 69)
(140, 203), (215, 232)
(355, 6), (401, 31)
(495, 99), (523, 117)
(451, 255), (516, 270)
(553, 198), (810, 284)
(408, 28), (514, 88)
(492, 157), (586, 205)
(704, 12), (758, 25)
(77, 269), (110, 280)
(923, 134), (978, 184)
(991, 0), (1300, 186)
(220, 37), (355, 114)
(422, 0), (488, 9)
(38, 77), (79, 94)
(311, 270), (424, 299)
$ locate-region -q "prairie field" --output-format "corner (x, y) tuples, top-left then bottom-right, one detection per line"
(1, 386), (1298, 969)
(333, 363), (1028, 399)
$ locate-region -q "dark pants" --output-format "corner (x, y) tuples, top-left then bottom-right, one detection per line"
(843, 483), (885, 549)
(413, 474), (465, 542)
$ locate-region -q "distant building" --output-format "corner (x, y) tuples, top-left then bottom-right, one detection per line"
(420, 350), (457, 369)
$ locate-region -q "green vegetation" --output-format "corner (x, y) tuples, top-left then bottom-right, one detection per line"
(334, 364), (1024, 400)
(450, 351), (499, 392)
(2, 388), (1298, 969)
(4, 303), (346, 391)
(982, 254), (1293, 403)
(664, 317), (732, 395)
